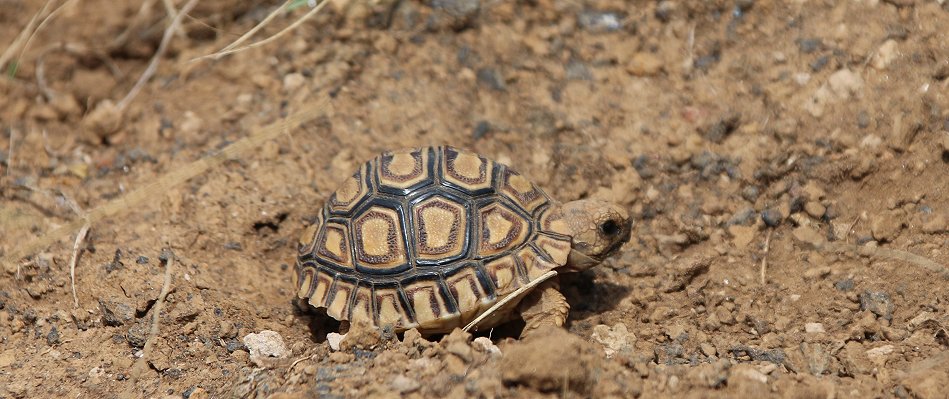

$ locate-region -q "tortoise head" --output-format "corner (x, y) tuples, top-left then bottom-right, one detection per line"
(559, 199), (632, 271)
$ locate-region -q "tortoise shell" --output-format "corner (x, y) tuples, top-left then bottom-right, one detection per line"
(294, 146), (573, 333)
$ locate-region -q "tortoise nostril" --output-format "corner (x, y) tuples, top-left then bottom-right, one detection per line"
(600, 220), (620, 236)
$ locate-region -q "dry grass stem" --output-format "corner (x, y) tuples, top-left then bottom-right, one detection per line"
(110, 0), (158, 49)
(69, 224), (90, 308)
(127, 249), (175, 393)
(216, 0), (293, 55)
(0, 0), (52, 72)
(1, 97), (331, 266)
(760, 228), (773, 285)
(191, 0), (329, 63)
(117, 0), (199, 111)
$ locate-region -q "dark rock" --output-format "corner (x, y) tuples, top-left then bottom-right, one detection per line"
(127, 323), (148, 348)
(655, 1), (677, 22)
(655, 343), (687, 365)
(761, 208), (784, 227)
(857, 111), (870, 129)
(429, 0), (480, 30)
(432, 0), (479, 18)
(810, 56), (830, 72)
(104, 249), (124, 273)
(226, 339), (246, 353)
(136, 256), (149, 264)
(797, 38), (822, 54)
(700, 113), (741, 143)
(565, 60), (593, 81)
(741, 186), (760, 202)
(834, 279), (855, 291)
(476, 68), (505, 91)
(860, 291), (894, 321)
(633, 155), (657, 179)
(729, 346), (786, 365)
(694, 51), (721, 72)
(100, 299), (134, 327)
(728, 208), (757, 226)
(577, 10), (623, 32)
(472, 120), (491, 139)
(47, 326), (60, 345)
(224, 242), (243, 251)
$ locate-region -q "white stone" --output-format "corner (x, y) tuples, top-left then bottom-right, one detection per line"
(326, 332), (344, 351)
(804, 322), (826, 333)
(243, 330), (290, 367)
(472, 337), (501, 357)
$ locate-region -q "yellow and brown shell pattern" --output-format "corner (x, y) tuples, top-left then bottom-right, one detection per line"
(295, 146), (573, 333)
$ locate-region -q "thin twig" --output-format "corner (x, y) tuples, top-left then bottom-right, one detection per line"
(190, 0), (329, 63)
(116, 0), (199, 111)
(759, 229), (773, 285)
(69, 224), (90, 308)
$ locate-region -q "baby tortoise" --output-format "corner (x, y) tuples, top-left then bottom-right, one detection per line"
(294, 146), (631, 337)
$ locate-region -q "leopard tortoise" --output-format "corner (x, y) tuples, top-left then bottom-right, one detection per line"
(294, 146), (631, 337)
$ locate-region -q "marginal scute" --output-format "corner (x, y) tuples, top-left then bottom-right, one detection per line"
(403, 278), (458, 330)
(318, 222), (353, 268)
(484, 254), (525, 296)
(412, 195), (467, 262)
(353, 206), (408, 272)
(296, 266), (314, 298)
(499, 167), (547, 213)
(442, 146), (494, 193)
(477, 202), (529, 258)
(538, 205), (570, 237)
(517, 246), (559, 280)
(446, 266), (493, 323)
(375, 287), (413, 328)
(350, 284), (374, 324)
(298, 213), (322, 255)
(328, 164), (370, 215)
(326, 279), (355, 321)
(534, 234), (571, 267)
(308, 271), (334, 308)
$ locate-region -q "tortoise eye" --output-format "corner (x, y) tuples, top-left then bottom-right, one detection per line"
(599, 219), (620, 236)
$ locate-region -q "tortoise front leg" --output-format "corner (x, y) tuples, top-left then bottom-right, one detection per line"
(517, 276), (570, 339)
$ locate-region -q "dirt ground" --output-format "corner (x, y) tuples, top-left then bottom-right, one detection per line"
(2, 0), (949, 397)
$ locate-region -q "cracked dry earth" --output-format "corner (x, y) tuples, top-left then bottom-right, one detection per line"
(2, 0), (949, 398)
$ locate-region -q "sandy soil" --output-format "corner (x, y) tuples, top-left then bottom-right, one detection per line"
(2, 0), (949, 398)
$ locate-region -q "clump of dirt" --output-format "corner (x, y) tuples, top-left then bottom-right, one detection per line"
(2, 0), (949, 398)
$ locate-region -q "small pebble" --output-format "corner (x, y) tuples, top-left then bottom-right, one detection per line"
(805, 323), (826, 334)
(860, 291), (894, 321)
(577, 10), (623, 32)
(804, 201), (826, 219)
(761, 208), (784, 227)
(327, 332), (344, 351)
(834, 279), (854, 291)
(476, 68), (505, 91)
(243, 330), (289, 367)
(46, 326), (60, 345)
(390, 374), (421, 393)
